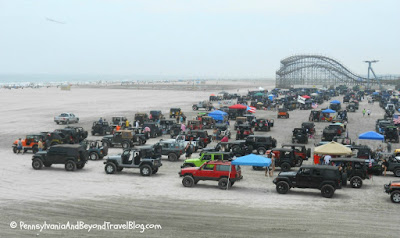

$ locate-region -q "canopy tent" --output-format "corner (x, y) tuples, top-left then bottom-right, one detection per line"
(227, 154), (272, 189)
(232, 154), (272, 167)
(322, 108), (336, 113)
(330, 100), (341, 104)
(268, 94), (275, 101)
(372, 92), (379, 95)
(208, 110), (228, 121)
(254, 92), (264, 96)
(229, 104), (248, 110)
(314, 141), (352, 155)
(358, 131), (384, 141)
(302, 95), (311, 99)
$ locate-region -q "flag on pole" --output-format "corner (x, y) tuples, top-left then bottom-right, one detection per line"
(368, 154), (372, 168)
(247, 106), (256, 113)
(312, 103), (318, 109)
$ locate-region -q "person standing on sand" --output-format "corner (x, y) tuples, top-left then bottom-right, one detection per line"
(362, 108), (366, 116)
(386, 142), (392, 153)
(17, 138), (23, 154)
(125, 119), (130, 128)
(135, 120), (139, 128)
(38, 139), (43, 152)
(266, 152), (275, 177)
(367, 109), (371, 116)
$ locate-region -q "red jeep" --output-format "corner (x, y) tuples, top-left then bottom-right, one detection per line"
(281, 144), (311, 161)
(179, 160), (242, 189)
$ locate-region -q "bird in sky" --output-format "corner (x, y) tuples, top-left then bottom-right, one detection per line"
(45, 18), (66, 24)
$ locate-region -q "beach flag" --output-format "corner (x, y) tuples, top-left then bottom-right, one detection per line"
(247, 106), (256, 113)
(368, 155), (372, 168)
(312, 103), (318, 109)
(393, 115), (400, 125)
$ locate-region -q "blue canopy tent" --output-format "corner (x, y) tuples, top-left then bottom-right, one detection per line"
(208, 110), (228, 122)
(227, 154), (272, 189)
(330, 100), (341, 104)
(322, 108), (336, 113)
(372, 92), (379, 95)
(358, 131), (384, 141)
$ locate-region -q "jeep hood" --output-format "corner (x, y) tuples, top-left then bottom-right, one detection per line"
(184, 158), (200, 164)
(103, 135), (113, 140)
(34, 151), (47, 155)
(278, 171), (297, 177)
(107, 155), (122, 160)
(181, 167), (200, 172)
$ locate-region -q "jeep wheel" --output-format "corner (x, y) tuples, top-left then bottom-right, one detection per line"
(89, 152), (99, 160)
(182, 176), (195, 187)
(13, 147), (17, 153)
(105, 163), (117, 174)
(192, 105), (198, 110)
(276, 181), (289, 194)
(257, 147), (266, 155)
(152, 168), (158, 174)
(218, 178), (232, 190)
(350, 176), (363, 188)
(295, 158), (303, 167)
(281, 162), (291, 172)
(394, 168), (400, 177)
(342, 173), (348, 186)
(32, 146), (39, 154)
(122, 141), (130, 149)
(117, 167), (123, 172)
(140, 165), (152, 176)
(32, 158), (43, 170)
(140, 139), (146, 145)
(391, 191), (400, 203)
(168, 153), (178, 162)
(321, 184), (335, 198)
(65, 161), (77, 171)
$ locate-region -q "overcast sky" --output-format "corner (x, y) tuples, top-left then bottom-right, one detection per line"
(0, 0), (399, 79)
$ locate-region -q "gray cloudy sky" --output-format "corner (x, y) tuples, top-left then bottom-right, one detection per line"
(1, 0), (399, 79)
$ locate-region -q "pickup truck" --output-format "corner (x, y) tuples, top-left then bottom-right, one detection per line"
(54, 113), (79, 124)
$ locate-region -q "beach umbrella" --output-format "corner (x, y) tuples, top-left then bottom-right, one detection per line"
(322, 108), (336, 113)
(358, 131), (384, 141)
(330, 100), (341, 104)
(314, 141), (352, 155)
(302, 95), (311, 99)
(229, 104), (248, 110)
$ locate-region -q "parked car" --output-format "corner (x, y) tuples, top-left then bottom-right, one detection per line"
(12, 134), (46, 154)
(155, 140), (184, 161)
(384, 181), (400, 203)
(245, 135), (277, 154)
(104, 147), (162, 176)
(82, 140), (108, 160)
(273, 165), (342, 198)
(134, 113), (149, 126)
(179, 160), (242, 189)
(101, 130), (146, 148)
(112, 116), (127, 127)
(54, 113), (79, 124)
(292, 128), (308, 144)
(277, 108), (289, 118)
(281, 144), (311, 161)
(330, 158), (369, 188)
(192, 101), (213, 111)
(181, 151), (233, 168)
(170, 108), (182, 118)
(31, 144), (88, 171)
(91, 121), (113, 136)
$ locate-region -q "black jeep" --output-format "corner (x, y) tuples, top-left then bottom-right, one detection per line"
(91, 121), (113, 136)
(330, 158), (369, 188)
(159, 119), (176, 135)
(65, 126), (88, 142)
(149, 110), (164, 121)
(384, 126), (399, 143)
(143, 122), (162, 138)
(31, 144), (88, 171)
(245, 135), (277, 154)
(104, 147), (162, 176)
(254, 119), (271, 131)
(54, 128), (80, 144)
(101, 130), (146, 149)
(134, 113), (149, 126)
(321, 127), (338, 142)
(273, 165), (342, 198)
(82, 140), (108, 160)
(292, 128), (308, 144)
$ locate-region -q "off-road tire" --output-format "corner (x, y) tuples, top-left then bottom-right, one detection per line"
(122, 141), (130, 149)
(394, 168), (400, 177)
(321, 184), (335, 198)
(89, 152), (99, 160)
(102, 141), (110, 148)
(105, 163), (116, 174)
(350, 176), (363, 188)
(65, 161), (77, 171)
(390, 191), (400, 203)
(13, 147), (17, 153)
(140, 165), (152, 176)
(32, 158), (43, 170)
(276, 181), (289, 194)
(218, 178), (232, 190)
(152, 168), (158, 174)
(281, 162), (291, 172)
(257, 147), (266, 155)
(182, 175), (195, 187)
(168, 153), (178, 162)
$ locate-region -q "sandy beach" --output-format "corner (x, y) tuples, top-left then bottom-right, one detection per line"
(0, 81), (398, 238)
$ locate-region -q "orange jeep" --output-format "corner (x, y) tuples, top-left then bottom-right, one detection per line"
(13, 134), (45, 154)
(277, 108), (289, 119)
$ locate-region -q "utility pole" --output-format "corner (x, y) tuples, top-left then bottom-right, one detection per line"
(364, 60), (379, 89)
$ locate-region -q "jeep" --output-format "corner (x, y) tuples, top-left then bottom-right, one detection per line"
(281, 144), (311, 161)
(236, 124), (254, 140)
(273, 165), (342, 198)
(142, 122), (162, 138)
(31, 144), (88, 171)
(254, 119), (271, 132)
(181, 151), (233, 168)
(384, 126), (399, 143)
(13, 134), (46, 154)
(81, 140), (108, 160)
(330, 158), (369, 188)
(170, 108), (182, 118)
(384, 181), (400, 203)
(112, 116), (127, 127)
(134, 113), (149, 126)
(91, 121), (113, 136)
(245, 135), (277, 154)
(292, 128), (308, 144)
(104, 147), (162, 176)
(101, 130), (146, 149)
(155, 140), (184, 161)
(255, 148), (302, 171)
(65, 126), (88, 142)
(179, 160), (242, 190)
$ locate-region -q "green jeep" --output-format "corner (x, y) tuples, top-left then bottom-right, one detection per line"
(181, 152), (233, 168)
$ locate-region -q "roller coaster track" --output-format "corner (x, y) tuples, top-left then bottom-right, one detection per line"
(275, 55), (399, 88)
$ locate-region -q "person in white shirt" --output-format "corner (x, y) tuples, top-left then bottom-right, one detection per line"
(324, 155), (332, 165)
